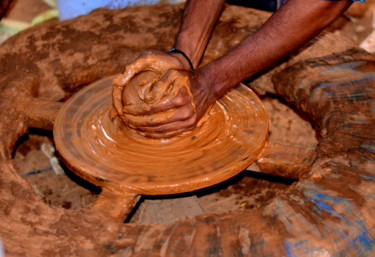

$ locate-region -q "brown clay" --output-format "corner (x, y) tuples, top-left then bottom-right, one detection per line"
(255, 141), (316, 179)
(114, 70), (192, 134)
(0, 0), (14, 20)
(0, 3), (374, 257)
(54, 75), (268, 219)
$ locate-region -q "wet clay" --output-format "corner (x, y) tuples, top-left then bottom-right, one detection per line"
(3, 3), (375, 256)
(113, 70), (200, 137)
(115, 71), (181, 126)
(119, 71), (163, 107)
(54, 76), (268, 195)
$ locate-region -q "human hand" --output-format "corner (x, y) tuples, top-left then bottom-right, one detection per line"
(112, 50), (192, 118)
(120, 69), (218, 138)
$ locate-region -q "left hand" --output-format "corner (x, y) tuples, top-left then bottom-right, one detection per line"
(120, 69), (218, 138)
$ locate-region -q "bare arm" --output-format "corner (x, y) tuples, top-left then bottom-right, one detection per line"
(118, 0), (353, 138)
(171, 0), (226, 69)
(112, 0), (224, 117)
(202, 0), (353, 98)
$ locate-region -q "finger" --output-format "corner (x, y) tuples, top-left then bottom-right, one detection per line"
(112, 59), (149, 88)
(151, 69), (187, 95)
(112, 73), (127, 88)
(123, 69), (191, 115)
(123, 104), (194, 128)
(112, 85), (124, 115)
(136, 115), (196, 134)
(121, 108), (175, 127)
(108, 106), (118, 120)
(112, 63), (148, 93)
(122, 86), (190, 116)
(141, 69), (179, 103)
(138, 128), (191, 139)
(143, 79), (171, 103)
(122, 102), (153, 115)
(149, 86), (191, 113)
(112, 58), (171, 114)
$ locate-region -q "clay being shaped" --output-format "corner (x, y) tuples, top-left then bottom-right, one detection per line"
(112, 69), (198, 138)
(54, 75), (269, 220)
(111, 50), (192, 137)
(2, 4), (374, 256)
(114, 71), (179, 130)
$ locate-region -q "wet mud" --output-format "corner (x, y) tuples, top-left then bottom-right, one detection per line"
(0, 3), (374, 257)
(54, 76), (268, 195)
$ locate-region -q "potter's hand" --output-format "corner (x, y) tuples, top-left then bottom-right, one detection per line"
(112, 50), (192, 117)
(122, 69), (217, 138)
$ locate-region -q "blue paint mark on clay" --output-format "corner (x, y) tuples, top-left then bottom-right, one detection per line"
(320, 61), (368, 74)
(360, 174), (375, 180)
(358, 141), (375, 153)
(311, 193), (346, 204)
(310, 199), (336, 213)
(313, 77), (375, 91)
(304, 188), (375, 254)
(284, 241), (295, 257)
(351, 231), (374, 252)
(284, 239), (330, 256)
(349, 220), (375, 254)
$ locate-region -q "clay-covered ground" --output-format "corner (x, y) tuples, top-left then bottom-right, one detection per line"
(4, 0), (375, 223)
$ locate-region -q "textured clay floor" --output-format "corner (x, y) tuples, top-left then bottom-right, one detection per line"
(13, 96), (316, 222)
(7, 0), (375, 223)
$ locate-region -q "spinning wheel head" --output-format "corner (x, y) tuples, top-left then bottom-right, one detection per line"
(54, 76), (268, 195)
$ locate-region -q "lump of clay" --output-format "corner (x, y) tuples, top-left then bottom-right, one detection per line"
(121, 71), (162, 107)
(113, 70), (180, 133)
(112, 68), (197, 140)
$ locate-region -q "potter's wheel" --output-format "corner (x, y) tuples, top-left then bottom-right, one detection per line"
(54, 76), (268, 195)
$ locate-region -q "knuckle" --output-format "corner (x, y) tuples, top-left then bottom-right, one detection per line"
(174, 96), (185, 106)
(180, 107), (194, 120)
(185, 116), (196, 127)
(154, 127), (166, 133)
(185, 124), (195, 132)
(174, 93), (191, 106)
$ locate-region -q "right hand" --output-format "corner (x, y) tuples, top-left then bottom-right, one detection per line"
(112, 50), (192, 117)
(119, 69), (218, 139)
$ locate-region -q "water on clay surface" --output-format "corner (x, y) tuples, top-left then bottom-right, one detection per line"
(13, 96), (317, 223)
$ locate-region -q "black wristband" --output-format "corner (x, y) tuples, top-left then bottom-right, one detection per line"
(167, 48), (195, 71)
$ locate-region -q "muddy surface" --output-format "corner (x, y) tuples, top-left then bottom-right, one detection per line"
(4, 0), (321, 222)
(1, 3), (374, 256)
(4, 0), (373, 225)
(13, 93), (315, 218)
(13, 131), (97, 210)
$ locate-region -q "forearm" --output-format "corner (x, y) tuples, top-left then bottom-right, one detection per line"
(173, 0), (226, 68)
(200, 0), (352, 98)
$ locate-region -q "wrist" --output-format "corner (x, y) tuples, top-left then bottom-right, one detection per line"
(167, 48), (195, 70)
(174, 32), (197, 66)
(195, 67), (222, 102)
(170, 52), (191, 70)
(197, 64), (228, 100)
